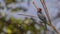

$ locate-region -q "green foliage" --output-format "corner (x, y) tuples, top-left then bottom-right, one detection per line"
(4, 0), (16, 5)
(0, 16), (47, 34)
(11, 7), (27, 12)
(11, 7), (22, 12)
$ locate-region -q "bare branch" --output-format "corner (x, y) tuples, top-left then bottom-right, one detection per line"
(31, 0), (38, 9)
(18, 14), (38, 18)
(40, 0), (51, 24)
(40, 0), (60, 34)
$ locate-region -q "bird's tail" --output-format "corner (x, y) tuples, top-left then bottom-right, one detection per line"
(44, 22), (47, 30)
(44, 22), (47, 34)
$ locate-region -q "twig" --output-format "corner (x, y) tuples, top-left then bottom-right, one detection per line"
(31, 0), (39, 9)
(40, 0), (60, 34)
(40, 0), (51, 24)
(18, 14), (38, 18)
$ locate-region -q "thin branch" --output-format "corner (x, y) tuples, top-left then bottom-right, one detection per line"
(18, 14), (38, 18)
(40, 0), (51, 24)
(31, 0), (38, 9)
(40, 0), (60, 34)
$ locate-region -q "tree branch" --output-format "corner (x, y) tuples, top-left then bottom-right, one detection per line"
(40, 0), (60, 34)
(18, 14), (38, 18)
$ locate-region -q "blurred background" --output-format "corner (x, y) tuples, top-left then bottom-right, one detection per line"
(0, 0), (60, 34)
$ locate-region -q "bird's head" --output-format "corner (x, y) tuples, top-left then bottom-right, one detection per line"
(37, 8), (42, 13)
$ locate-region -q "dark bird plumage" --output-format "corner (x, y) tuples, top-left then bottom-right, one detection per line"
(37, 8), (47, 30)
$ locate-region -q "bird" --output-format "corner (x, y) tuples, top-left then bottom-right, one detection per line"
(37, 8), (47, 30)
(32, 0), (47, 30)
